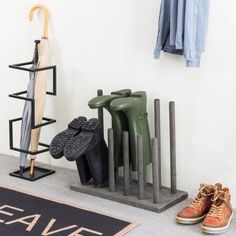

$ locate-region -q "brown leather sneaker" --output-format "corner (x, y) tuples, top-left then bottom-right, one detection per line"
(201, 186), (233, 234)
(176, 184), (215, 224)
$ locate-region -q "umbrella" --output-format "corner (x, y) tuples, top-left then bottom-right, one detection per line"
(28, 4), (50, 177)
(19, 40), (40, 176)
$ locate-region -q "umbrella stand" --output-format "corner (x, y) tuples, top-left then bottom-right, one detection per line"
(9, 38), (57, 181)
(8, 59), (57, 181)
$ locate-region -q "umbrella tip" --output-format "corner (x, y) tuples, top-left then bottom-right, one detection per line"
(19, 166), (24, 177)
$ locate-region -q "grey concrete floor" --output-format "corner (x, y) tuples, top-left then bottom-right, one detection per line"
(0, 154), (235, 236)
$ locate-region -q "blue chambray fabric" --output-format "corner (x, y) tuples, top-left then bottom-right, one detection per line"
(184, 0), (209, 67)
(170, 0), (178, 45)
(175, 0), (186, 49)
(154, 0), (209, 67)
(154, 0), (183, 59)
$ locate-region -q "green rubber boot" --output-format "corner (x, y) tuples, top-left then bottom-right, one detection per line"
(88, 89), (131, 167)
(110, 91), (151, 171)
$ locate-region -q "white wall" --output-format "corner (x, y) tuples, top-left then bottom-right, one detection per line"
(1, 0), (236, 204)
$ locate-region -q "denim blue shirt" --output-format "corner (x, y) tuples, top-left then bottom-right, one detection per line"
(154, 0), (183, 59)
(154, 0), (209, 67)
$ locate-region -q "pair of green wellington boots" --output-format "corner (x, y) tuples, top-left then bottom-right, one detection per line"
(88, 89), (151, 171)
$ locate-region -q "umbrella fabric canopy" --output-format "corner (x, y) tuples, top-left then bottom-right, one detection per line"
(28, 4), (50, 176)
(19, 40), (40, 175)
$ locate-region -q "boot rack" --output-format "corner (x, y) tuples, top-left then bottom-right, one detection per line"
(71, 89), (188, 213)
(8, 61), (57, 181)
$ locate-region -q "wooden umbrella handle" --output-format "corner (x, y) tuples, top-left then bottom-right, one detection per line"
(29, 4), (49, 38)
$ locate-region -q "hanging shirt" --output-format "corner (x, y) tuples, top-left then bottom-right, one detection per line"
(154, 0), (209, 67)
(154, 0), (183, 59)
(184, 0), (210, 67)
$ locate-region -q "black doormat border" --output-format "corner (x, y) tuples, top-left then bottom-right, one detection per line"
(0, 184), (138, 236)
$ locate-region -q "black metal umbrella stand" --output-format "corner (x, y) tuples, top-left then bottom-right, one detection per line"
(8, 59), (57, 181)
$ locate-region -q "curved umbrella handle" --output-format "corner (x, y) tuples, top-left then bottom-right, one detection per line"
(29, 4), (49, 38)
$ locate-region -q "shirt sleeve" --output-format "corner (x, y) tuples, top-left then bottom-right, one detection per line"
(184, 0), (209, 67)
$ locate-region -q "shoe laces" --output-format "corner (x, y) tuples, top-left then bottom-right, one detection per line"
(207, 190), (225, 218)
(189, 184), (214, 209)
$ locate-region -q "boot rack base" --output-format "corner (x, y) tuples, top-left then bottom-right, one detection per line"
(10, 166), (55, 182)
(70, 178), (188, 213)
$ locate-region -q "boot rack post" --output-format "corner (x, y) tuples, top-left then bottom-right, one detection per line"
(123, 131), (130, 196)
(108, 128), (115, 192)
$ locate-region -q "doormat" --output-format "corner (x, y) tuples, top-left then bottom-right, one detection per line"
(0, 186), (137, 236)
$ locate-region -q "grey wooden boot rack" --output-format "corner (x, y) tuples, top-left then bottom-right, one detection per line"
(70, 90), (188, 213)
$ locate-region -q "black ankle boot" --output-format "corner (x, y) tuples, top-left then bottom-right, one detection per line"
(64, 118), (109, 187)
(75, 157), (92, 185)
(85, 138), (108, 188)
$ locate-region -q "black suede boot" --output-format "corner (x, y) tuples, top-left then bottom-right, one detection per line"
(85, 138), (108, 187)
(75, 158), (93, 185)
(64, 118), (109, 187)
(49, 116), (92, 185)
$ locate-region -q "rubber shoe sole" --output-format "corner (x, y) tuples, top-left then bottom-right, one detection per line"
(64, 118), (100, 161)
(176, 214), (206, 225)
(49, 117), (87, 159)
(50, 130), (79, 159)
(201, 213), (233, 234)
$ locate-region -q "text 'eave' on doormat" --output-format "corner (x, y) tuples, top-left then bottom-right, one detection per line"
(0, 186), (137, 236)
